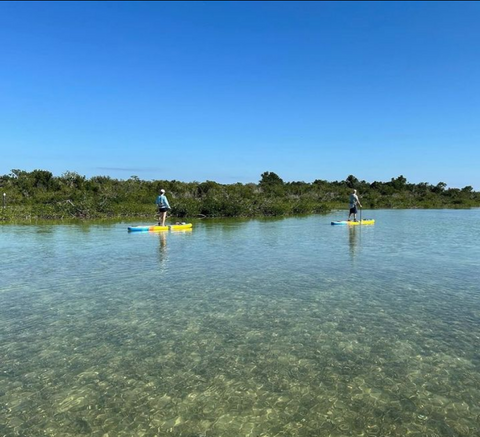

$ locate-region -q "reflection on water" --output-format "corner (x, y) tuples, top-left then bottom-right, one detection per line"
(1, 210), (480, 436)
(348, 225), (358, 258)
(158, 231), (168, 267)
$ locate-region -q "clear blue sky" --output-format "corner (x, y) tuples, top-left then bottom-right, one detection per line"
(1, 2), (479, 188)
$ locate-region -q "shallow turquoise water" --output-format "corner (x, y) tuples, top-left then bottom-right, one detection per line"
(1, 209), (479, 436)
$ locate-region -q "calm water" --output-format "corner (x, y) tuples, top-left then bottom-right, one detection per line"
(1, 209), (479, 437)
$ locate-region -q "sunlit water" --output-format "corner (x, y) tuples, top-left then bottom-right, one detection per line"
(1, 209), (479, 437)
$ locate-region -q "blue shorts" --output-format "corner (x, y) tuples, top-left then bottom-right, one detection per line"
(349, 206), (357, 214)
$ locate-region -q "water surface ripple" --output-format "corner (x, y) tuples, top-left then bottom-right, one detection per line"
(1, 209), (479, 436)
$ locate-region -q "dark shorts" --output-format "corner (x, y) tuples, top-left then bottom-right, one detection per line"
(349, 206), (357, 214)
(158, 207), (168, 213)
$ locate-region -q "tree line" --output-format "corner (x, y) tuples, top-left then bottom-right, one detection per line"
(0, 169), (478, 221)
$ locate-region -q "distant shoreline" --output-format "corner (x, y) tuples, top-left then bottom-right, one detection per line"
(1, 170), (479, 222)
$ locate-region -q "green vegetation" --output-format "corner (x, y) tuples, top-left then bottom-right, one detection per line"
(1, 169), (479, 222)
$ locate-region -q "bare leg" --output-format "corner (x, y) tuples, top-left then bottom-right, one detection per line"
(160, 211), (167, 227)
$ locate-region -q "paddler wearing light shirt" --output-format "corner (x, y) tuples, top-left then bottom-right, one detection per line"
(348, 189), (362, 221)
(155, 189), (171, 226)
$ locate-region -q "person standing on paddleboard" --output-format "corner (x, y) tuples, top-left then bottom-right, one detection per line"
(156, 189), (171, 226)
(348, 189), (362, 221)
